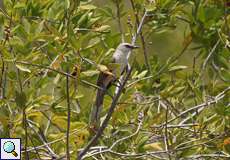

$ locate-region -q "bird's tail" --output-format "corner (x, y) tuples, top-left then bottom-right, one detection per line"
(89, 87), (105, 130)
(89, 72), (114, 131)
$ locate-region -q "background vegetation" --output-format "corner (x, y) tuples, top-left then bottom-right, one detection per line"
(0, 0), (229, 159)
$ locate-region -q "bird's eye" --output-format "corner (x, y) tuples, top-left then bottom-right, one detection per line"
(125, 45), (132, 48)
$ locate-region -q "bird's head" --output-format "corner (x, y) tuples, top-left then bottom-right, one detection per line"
(117, 43), (139, 54)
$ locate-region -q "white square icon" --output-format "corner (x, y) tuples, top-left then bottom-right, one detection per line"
(0, 138), (21, 160)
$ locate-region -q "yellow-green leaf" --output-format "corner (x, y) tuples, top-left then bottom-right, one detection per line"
(169, 65), (187, 72)
(82, 70), (99, 77)
(15, 91), (27, 108)
(79, 4), (96, 10)
(94, 25), (111, 32)
(16, 64), (31, 73)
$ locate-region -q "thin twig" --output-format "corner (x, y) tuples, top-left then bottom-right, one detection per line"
(160, 86), (230, 126)
(175, 134), (224, 151)
(27, 120), (58, 158)
(183, 153), (230, 159)
(27, 133), (42, 160)
(107, 150), (168, 158)
(4, 60), (102, 90)
(164, 104), (171, 160)
(82, 112), (144, 159)
(66, 67), (71, 160)
(84, 112), (143, 158)
(130, 0), (151, 72)
(0, 54), (6, 99)
(127, 38), (192, 88)
(152, 123), (199, 129)
(23, 112), (29, 160)
(201, 39), (221, 77)
(80, 146), (168, 159)
(78, 68), (133, 160)
(40, 111), (64, 132)
(23, 128), (87, 153)
(13, 49), (30, 159)
(110, 112), (143, 149)
(118, 97), (159, 105)
(115, 10), (148, 94)
(115, 0), (124, 42)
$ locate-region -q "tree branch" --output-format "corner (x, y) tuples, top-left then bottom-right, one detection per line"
(130, 0), (151, 73)
(66, 68), (71, 160)
(78, 10), (149, 160)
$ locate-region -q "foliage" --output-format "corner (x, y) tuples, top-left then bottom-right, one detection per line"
(0, 0), (229, 159)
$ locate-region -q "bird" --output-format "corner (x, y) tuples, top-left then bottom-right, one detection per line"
(89, 43), (139, 130)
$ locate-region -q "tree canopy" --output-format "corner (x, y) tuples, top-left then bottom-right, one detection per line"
(0, 0), (229, 159)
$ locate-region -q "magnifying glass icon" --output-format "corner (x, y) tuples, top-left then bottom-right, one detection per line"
(3, 141), (18, 157)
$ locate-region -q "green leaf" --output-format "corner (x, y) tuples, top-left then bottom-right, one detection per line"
(169, 65), (188, 72)
(14, 3), (26, 9)
(137, 70), (148, 79)
(74, 94), (84, 99)
(64, 0), (70, 9)
(79, 4), (96, 10)
(22, 18), (31, 33)
(77, 11), (90, 26)
(137, 136), (149, 152)
(105, 48), (115, 56)
(53, 74), (61, 84)
(16, 64), (31, 73)
(94, 25), (111, 32)
(15, 91), (27, 108)
(35, 20), (44, 34)
(81, 70), (99, 77)
(146, 4), (156, 12)
(220, 69), (230, 82)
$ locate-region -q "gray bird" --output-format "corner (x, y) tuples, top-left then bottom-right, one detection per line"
(89, 43), (139, 130)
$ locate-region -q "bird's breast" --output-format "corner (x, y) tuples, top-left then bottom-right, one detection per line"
(113, 50), (128, 74)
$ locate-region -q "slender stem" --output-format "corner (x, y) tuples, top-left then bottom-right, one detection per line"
(15, 52), (29, 159)
(4, 60), (101, 90)
(23, 109), (29, 159)
(27, 120), (57, 158)
(78, 68), (133, 160)
(200, 39), (220, 77)
(164, 104), (171, 160)
(0, 54), (5, 99)
(27, 131), (42, 160)
(78, 10), (148, 160)
(127, 38), (192, 88)
(130, 0), (151, 72)
(160, 86), (230, 126)
(66, 67), (71, 160)
(115, 0), (124, 42)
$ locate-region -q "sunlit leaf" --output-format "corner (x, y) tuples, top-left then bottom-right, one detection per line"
(169, 65), (188, 72)
(16, 64), (31, 73)
(15, 91), (27, 108)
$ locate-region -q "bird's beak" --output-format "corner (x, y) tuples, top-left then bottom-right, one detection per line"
(131, 45), (139, 49)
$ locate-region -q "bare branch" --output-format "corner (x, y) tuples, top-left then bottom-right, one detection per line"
(201, 39), (221, 76)
(78, 67), (133, 159)
(183, 153), (230, 159)
(66, 68), (71, 160)
(160, 86), (230, 126)
(115, 0), (124, 42)
(109, 112), (143, 150)
(27, 120), (58, 158)
(4, 60), (102, 90)
(130, 0), (151, 72)
(23, 128), (87, 153)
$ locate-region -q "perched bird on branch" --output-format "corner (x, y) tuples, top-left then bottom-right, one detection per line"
(89, 43), (139, 130)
